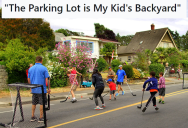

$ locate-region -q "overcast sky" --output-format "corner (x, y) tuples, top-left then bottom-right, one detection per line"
(1, 0), (188, 36)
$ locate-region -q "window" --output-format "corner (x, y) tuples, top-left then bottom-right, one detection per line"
(77, 41), (93, 52)
(163, 42), (169, 48)
(63, 40), (71, 46)
(128, 56), (131, 62)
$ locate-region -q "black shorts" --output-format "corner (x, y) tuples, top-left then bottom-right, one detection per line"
(117, 82), (123, 85)
(32, 94), (47, 105)
(110, 90), (116, 94)
(159, 88), (165, 96)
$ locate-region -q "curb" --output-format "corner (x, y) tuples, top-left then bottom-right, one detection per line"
(0, 90), (110, 107)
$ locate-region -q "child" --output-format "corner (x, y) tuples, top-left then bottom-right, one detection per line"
(107, 79), (116, 101)
(142, 71), (159, 112)
(158, 72), (165, 104)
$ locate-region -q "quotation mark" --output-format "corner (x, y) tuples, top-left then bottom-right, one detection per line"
(177, 4), (181, 7)
(5, 4), (9, 7)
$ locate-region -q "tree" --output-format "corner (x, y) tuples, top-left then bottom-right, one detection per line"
(55, 28), (84, 36)
(181, 31), (188, 51)
(94, 23), (117, 41)
(100, 43), (116, 64)
(116, 34), (134, 46)
(0, 8), (55, 51)
(169, 29), (182, 50)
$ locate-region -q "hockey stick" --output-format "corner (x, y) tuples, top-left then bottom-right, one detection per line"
(126, 82), (136, 96)
(137, 91), (144, 109)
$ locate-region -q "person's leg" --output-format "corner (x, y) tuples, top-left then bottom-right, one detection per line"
(162, 96), (165, 101)
(109, 94), (112, 100)
(94, 88), (99, 107)
(98, 87), (104, 104)
(118, 84), (120, 93)
(142, 92), (157, 112)
(39, 105), (43, 118)
(32, 105), (36, 117)
(152, 93), (157, 106)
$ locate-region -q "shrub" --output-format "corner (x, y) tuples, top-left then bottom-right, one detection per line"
(149, 63), (164, 78)
(132, 68), (141, 78)
(8, 70), (27, 84)
(180, 60), (188, 72)
(122, 65), (133, 78)
(111, 59), (121, 72)
(96, 57), (108, 72)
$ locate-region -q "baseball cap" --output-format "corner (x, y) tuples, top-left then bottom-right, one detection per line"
(119, 65), (122, 67)
(107, 78), (112, 82)
(73, 65), (76, 67)
(108, 67), (111, 69)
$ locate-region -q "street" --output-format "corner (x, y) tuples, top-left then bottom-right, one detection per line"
(0, 83), (188, 128)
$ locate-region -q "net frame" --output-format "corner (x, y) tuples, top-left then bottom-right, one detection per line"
(0, 83), (47, 128)
(182, 73), (188, 89)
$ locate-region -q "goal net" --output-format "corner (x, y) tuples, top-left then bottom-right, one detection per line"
(0, 83), (47, 128)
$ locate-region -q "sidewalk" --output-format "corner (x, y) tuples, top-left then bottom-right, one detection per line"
(0, 78), (184, 107)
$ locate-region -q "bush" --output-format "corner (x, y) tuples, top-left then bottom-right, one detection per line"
(122, 65), (133, 78)
(0, 61), (6, 65)
(49, 63), (68, 88)
(96, 58), (108, 72)
(8, 70), (27, 84)
(180, 60), (188, 72)
(132, 68), (141, 78)
(149, 63), (164, 78)
(111, 59), (121, 72)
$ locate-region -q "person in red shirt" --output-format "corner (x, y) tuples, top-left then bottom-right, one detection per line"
(26, 64), (33, 83)
(107, 78), (116, 101)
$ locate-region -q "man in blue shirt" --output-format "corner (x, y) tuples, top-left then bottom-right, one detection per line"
(28, 56), (50, 123)
(114, 65), (127, 96)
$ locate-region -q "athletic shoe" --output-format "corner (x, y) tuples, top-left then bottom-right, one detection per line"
(71, 99), (77, 103)
(142, 107), (147, 112)
(94, 107), (103, 110)
(162, 101), (165, 104)
(102, 104), (105, 107)
(30, 116), (37, 122)
(109, 99), (111, 101)
(155, 107), (159, 111)
(115, 93), (119, 96)
(38, 117), (45, 123)
(159, 99), (162, 103)
(122, 91), (125, 95)
(114, 97), (116, 100)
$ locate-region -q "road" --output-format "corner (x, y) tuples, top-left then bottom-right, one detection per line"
(0, 83), (188, 128)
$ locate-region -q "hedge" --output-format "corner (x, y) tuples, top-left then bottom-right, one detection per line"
(149, 63), (164, 78)
(122, 65), (133, 78)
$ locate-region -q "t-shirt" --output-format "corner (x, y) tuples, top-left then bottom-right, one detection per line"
(108, 70), (115, 79)
(28, 63), (49, 94)
(109, 82), (116, 91)
(116, 69), (126, 82)
(71, 69), (77, 74)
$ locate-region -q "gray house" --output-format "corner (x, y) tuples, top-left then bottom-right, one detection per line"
(117, 24), (178, 63)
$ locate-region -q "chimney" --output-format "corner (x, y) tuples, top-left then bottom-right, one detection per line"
(151, 23), (155, 30)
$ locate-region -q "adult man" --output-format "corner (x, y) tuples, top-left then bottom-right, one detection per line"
(114, 65), (127, 96)
(28, 56), (50, 122)
(106, 67), (115, 82)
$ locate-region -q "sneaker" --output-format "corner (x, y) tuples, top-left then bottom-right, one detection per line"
(102, 104), (105, 107)
(162, 101), (165, 104)
(30, 116), (37, 122)
(115, 93), (119, 96)
(114, 97), (116, 100)
(159, 99), (162, 103)
(142, 107), (147, 112)
(109, 99), (111, 101)
(122, 91), (125, 95)
(38, 117), (44, 123)
(94, 107), (103, 110)
(155, 107), (159, 111)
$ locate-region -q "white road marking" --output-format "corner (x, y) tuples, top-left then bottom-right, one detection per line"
(0, 110), (13, 114)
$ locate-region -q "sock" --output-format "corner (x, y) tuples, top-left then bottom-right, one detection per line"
(73, 97), (75, 100)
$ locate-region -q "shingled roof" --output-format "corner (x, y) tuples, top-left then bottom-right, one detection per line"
(118, 28), (169, 54)
(55, 33), (65, 42)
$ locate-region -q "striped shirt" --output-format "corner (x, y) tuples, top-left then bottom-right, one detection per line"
(158, 76), (165, 88)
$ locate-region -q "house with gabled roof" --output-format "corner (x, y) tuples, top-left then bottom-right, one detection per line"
(117, 24), (178, 63)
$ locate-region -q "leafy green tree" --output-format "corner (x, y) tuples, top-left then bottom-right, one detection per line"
(55, 28), (84, 36)
(94, 23), (117, 41)
(116, 34), (134, 46)
(181, 31), (188, 51)
(96, 57), (108, 72)
(111, 59), (122, 72)
(100, 43), (116, 64)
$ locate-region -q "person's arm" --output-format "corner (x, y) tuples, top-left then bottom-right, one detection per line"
(124, 71), (127, 82)
(142, 79), (150, 91)
(92, 75), (96, 87)
(76, 70), (82, 75)
(46, 78), (51, 94)
(158, 78), (161, 85)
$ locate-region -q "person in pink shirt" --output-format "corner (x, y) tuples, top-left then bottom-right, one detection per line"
(158, 72), (166, 104)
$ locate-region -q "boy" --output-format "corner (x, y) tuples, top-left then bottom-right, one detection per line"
(107, 78), (116, 101)
(158, 72), (165, 104)
(142, 71), (159, 112)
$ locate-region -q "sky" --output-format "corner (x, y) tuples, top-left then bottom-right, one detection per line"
(0, 0), (188, 36)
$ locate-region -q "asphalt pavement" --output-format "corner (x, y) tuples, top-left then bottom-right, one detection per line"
(0, 83), (188, 128)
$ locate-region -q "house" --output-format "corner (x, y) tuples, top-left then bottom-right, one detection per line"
(54, 33), (65, 44)
(61, 36), (121, 60)
(117, 24), (178, 63)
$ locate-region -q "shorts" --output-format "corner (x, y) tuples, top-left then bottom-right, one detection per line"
(72, 84), (78, 91)
(159, 88), (165, 96)
(32, 94), (47, 105)
(110, 90), (116, 94)
(117, 82), (123, 85)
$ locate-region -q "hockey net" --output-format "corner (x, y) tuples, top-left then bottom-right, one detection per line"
(182, 73), (188, 89)
(0, 83), (47, 128)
